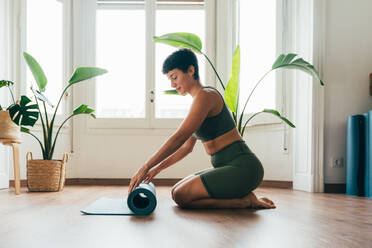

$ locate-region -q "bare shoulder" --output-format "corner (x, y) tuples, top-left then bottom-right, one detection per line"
(194, 87), (220, 104)
(194, 87), (223, 115)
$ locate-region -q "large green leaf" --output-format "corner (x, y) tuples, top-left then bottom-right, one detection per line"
(224, 46), (240, 114)
(68, 67), (108, 85)
(272, 53), (324, 86)
(164, 89), (183, 95)
(153, 32), (202, 54)
(7, 96), (39, 127)
(73, 104), (95, 118)
(23, 52), (48, 92)
(0, 80), (14, 88)
(262, 109), (295, 128)
(240, 108), (295, 136)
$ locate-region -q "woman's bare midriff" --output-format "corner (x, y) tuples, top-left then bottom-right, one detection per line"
(202, 128), (243, 155)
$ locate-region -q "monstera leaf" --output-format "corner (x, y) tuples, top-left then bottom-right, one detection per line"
(7, 96), (39, 127)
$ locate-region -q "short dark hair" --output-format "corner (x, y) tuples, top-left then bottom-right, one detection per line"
(162, 48), (200, 80)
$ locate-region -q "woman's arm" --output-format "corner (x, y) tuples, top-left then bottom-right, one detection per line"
(143, 136), (197, 184)
(142, 91), (211, 171)
(155, 136), (197, 172)
(128, 91), (213, 193)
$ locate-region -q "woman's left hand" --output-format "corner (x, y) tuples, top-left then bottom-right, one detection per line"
(128, 166), (149, 194)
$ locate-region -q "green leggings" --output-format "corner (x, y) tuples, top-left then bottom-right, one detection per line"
(195, 140), (264, 199)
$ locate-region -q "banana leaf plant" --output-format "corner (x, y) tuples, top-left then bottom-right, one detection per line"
(1, 80), (39, 128)
(153, 32), (324, 136)
(9, 52), (108, 160)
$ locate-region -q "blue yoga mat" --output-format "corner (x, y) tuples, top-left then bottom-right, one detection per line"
(366, 111), (372, 197)
(81, 182), (157, 215)
(346, 115), (365, 196)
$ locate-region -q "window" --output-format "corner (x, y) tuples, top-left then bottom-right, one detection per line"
(155, 4), (205, 119)
(94, 0), (208, 127)
(26, 0), (64, 114)
(96, 6), (146, 118)
(237, 0), (279, 115)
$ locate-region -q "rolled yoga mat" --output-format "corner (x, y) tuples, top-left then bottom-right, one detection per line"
(81, 182), (157, 215)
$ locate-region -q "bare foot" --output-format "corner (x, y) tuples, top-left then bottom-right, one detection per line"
(242, 192), (276, 209)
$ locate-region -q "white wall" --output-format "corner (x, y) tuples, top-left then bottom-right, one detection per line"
(323, 0), (372, 183)
(12, 123), (292, 181)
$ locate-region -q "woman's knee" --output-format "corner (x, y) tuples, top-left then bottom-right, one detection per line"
(171, 185), (178, 201)
(172, 187), (190, 208)
(171, 175), (197, 201)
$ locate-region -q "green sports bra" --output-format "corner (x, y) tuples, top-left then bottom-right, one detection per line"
(192, 86), (236, 142)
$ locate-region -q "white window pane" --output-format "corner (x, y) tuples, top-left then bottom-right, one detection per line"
(239, 0), (276, 114)
(155, 9), (205, 119)
(26, 0), (63, 114)
(96, 8), (145, 118)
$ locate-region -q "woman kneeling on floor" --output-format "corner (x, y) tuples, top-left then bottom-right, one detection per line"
(128, 48), (276, 210)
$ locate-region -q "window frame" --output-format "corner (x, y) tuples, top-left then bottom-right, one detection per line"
(229, 0), (289, 128)
(16, 0), (72, 130)
(86, 0), (215, 129)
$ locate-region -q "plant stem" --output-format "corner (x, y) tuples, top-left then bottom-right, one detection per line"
(21, 129), (45, 156)
(203, 53), (225, 90)
(240, 69), (273, 117)
(31, 88), (48, 159)
(49, 113), (74, 159)
(48, 84), (69, 159)
(42, 102), (50, 157)
(8, 87), (16, 105)
(241, 112), (262, 137)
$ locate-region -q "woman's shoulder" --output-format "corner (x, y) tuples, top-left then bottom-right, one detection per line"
(200, 86), (222, 97)
(200, 86), (224, 102)
(196, 86), (225, 115)
(194, 87), (219, 103)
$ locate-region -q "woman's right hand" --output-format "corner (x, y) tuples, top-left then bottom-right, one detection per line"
(143, 167), (161, 184)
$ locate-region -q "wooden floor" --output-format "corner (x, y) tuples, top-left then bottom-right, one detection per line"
(1, 186), (372, 248)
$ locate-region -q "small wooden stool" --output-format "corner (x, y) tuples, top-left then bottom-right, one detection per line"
(0, 139), (21, 195)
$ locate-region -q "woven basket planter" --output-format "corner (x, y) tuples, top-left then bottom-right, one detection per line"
(26, 152), (69, 192)
(0, 110), (21, 142)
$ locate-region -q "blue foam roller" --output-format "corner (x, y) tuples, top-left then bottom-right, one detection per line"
(81, 182), (157, 215)
(346, 115), (365, 196)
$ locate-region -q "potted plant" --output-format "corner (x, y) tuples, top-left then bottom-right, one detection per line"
(10, 52), (107, 192)
(0, 80), (39, 142)
(153, 32), (324, 135)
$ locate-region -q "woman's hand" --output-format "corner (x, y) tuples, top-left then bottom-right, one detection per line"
(143, 167), (161, 184)
(128, 166), (150, 194)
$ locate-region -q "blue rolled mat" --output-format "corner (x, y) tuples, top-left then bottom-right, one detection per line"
(81, 182), (157, 215)
(346, 115), (365, 196)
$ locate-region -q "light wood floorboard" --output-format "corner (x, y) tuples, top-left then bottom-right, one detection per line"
(1, 186), (371, 248)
